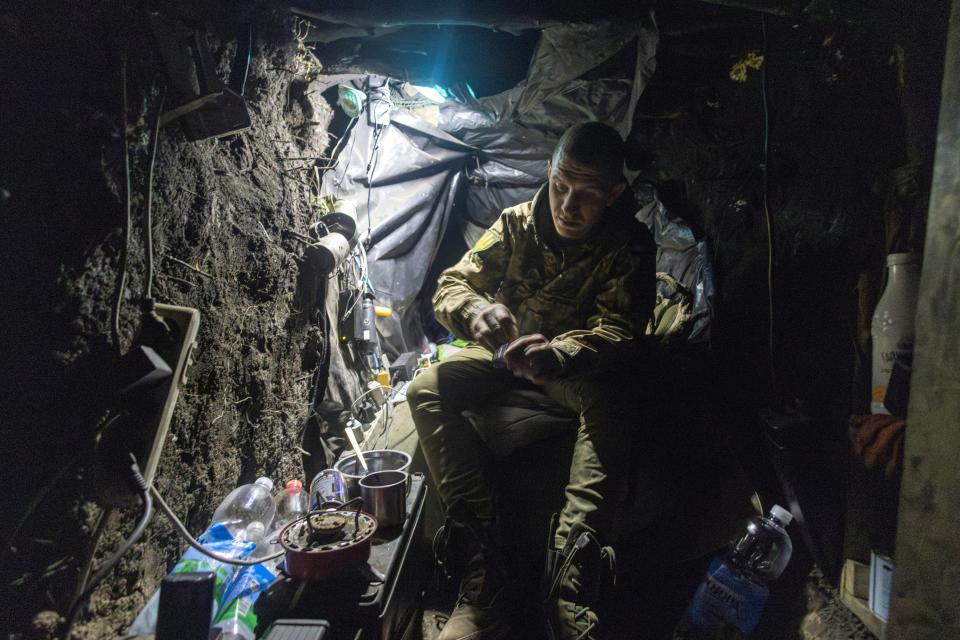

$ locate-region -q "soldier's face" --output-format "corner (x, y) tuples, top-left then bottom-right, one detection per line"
(547, 157), (625, 240)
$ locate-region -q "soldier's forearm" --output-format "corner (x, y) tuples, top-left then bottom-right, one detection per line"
(433, 281), (494, 340)
(550, 323), (639, 374)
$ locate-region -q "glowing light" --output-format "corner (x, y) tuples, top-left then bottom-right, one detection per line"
(413, 85), (447, 103)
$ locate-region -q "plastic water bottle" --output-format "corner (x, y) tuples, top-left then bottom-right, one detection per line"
(212, 477), (277, 541)
(272, 479), (309, 534)
(213, 481), (304, 640)
(675, 505), (793, 639)
(212, 552), (283, 640)
(127, 523), (256, 635)
(128, 479), (279, 636)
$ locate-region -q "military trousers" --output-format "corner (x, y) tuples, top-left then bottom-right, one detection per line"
(408, 344), (650, 549)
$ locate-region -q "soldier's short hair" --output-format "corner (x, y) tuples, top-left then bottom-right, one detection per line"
(552, 122), (625, 186)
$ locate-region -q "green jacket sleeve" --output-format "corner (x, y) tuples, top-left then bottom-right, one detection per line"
(432, 212), (514, 341)
(550, 240), (656, 373)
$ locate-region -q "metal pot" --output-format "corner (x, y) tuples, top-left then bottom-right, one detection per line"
(333, 449), (412, 497)
(279, 508), (377, 582)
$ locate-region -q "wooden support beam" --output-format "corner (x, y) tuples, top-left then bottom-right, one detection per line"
(887, 1), (960, 638)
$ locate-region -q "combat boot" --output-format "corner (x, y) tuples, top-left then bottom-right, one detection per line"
(544, 521), (616, 640)
(435, 519), (513, 640)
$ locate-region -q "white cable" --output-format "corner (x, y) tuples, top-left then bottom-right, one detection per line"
(349, 383), (399, 416)
(760, 13), (777, 397)
(150, 486), (285, 566)
(370, 394), (395, 450)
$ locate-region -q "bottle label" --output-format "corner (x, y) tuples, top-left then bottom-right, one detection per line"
(177, 523), (257, 611)
(686, 558), (770, 635)
(214, 561), (279, 637)
(128, 523), (257, 634)
(311, 469), (348, 507)
(872, 335), (914, 413)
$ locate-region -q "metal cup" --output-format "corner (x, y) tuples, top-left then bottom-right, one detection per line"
(334, 449), (412, 498)
(359, 470), (408, 528)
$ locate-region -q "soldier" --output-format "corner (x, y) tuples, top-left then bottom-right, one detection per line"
(407, 121), (656, 640)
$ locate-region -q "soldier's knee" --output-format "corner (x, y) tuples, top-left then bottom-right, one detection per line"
(406, 366), (440, 414)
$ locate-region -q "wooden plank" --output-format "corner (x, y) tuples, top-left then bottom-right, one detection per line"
(840, 559), (886, 638)
(887, 1), (960, 639)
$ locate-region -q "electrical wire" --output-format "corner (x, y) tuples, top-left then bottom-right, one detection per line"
(64, 455), (153, 639)
(339, 242), (375, 323)
(111, 50), (132, 354)
(349, 383), (399, 417)
(370, 394), (396, 450)
(362, 85), (393, 246)
(235, 22), (253, 96)
(321, 115), (358, 171)
(760, 14), (777, 398)
(149, 485), (285, 566)
(352, 382), (405, 450)
(364, 117), (387, 245)
(332, 116), (361, 197)
(144, 87), (166, 301)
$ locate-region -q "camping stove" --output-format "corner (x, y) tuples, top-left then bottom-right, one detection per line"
(280, 508), (378, 581)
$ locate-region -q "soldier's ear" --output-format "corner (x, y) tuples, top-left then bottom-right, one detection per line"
(546, 160), (552, 177)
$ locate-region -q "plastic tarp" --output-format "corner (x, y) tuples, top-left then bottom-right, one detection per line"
(316, 20), (660, 355)
(634, 183), (716, 343)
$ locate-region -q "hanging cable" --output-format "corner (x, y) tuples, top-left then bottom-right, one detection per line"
(760, 14), (777, 399)
(332, 116), (360, 197)
(144, 87), (166, 301)
(150, 485), (285, 566)
(111, 50), (132, 354)
(364, 120), (386, 247)
(349, 383), (399, 417)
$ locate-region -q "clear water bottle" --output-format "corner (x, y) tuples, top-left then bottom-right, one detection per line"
(213, 480), (302, 640)
(127, 523), (257, 636)
(675, 505), (793, 639)
(129, 479), (279, 636)
(213, 552), (284, 640)
(212, 477), (277, 542)
(272, 479), (309, 534)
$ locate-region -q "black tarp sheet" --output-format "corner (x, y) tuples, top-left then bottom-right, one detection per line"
(315, 20), (661, 355)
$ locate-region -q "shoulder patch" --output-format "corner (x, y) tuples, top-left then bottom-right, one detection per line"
(473, 228), (502, 252)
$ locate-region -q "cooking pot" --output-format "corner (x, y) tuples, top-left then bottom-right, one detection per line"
(333, 449), (411, 497)
(279, 505), (377, 582)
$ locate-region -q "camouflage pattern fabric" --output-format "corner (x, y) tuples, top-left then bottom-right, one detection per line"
(433, 186), (656, 374)
(647, 272), (695, 342)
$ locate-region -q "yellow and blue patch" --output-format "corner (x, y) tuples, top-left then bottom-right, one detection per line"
(473, 228), (501, 252)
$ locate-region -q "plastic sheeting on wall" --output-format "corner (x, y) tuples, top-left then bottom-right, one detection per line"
(315, 20), (660, 356)
(634, 183), (716, 343)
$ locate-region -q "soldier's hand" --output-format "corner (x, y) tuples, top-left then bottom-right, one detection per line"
(503, 334), (563, 384)
(470, 303), (519, 352)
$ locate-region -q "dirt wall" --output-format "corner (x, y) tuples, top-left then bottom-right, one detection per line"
(1, 4), (332, 638)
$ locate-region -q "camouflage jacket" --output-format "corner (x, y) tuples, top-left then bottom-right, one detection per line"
(433, 186), (656, 374)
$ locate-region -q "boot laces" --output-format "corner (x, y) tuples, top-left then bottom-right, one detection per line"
(548, 529), (616, 640)
(571, 606), (597, 640)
